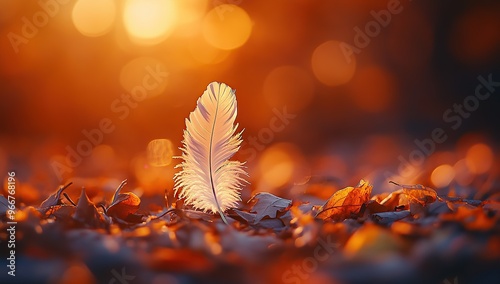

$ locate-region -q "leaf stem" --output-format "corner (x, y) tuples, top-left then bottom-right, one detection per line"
(112, 179), (127, 203)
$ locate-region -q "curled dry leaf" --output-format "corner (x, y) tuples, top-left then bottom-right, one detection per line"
(73, 188), (107, 229)
(316, 179), (373, 221)
(38, 182), (73, 214)
(248, 192), (292, 223)
(389, 181), (437, 206)
(106, 180), (141, 221)
(107, 192), (141, 220)
(371, 211), (411, 226)
(230, 209), (256, 224)
(364, 200), (392, 215)
(377, 190), (408, 210)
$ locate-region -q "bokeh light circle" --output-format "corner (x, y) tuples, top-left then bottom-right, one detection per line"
(311, 40), (357, 86)
(123, 0), (177, 44)
(431, 164), (455, 188)
(72, 0), (116, 37)
(147, 139), (174, 167)
(202, 5), (252, 50)
(466, 143), (493, 174)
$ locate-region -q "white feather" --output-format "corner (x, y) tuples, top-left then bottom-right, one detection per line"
(174, 82), (248, 218)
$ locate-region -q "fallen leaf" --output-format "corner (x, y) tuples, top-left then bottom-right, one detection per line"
(230, 209), (256, 224)
(73, 188), (107, 229)
(248, 192), (292, 223)
(107, 192), (141, 220)
(316, 179), (373, 221)
(254, 218), (286, 230)
(440, 196), (482, 207)
(389, 181), (437, 206)
(38, 182), (73, 214)
(371, 211), (411, 226)
(50, 205), (76, 222)
(364, 200), (392, 215)
(441, 206), (497, 231)
(106, 180), (141, 221)
(377, 190), (408, 210)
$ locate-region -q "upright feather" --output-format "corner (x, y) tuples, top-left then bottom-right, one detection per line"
(174, 82), (248, 223)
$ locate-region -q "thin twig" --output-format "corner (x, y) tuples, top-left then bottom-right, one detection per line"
(389, 181), (401, 187)
(63, 193), (77, 206)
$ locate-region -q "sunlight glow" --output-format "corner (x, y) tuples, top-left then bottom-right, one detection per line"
(123, 0), (177, 44)
(188, 36), (230, 64)
(72, 0), (116, 37)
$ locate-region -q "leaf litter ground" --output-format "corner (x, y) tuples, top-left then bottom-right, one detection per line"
(1, 178), (500, 284)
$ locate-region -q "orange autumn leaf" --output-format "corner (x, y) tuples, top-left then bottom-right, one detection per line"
(106, 180), (141, 220)
(389, 181), (437, 206)
(442, 206), (496, 231)
(107, 192), (141, 220)
(377, 190), (408, 210)
(316, 179), (372, 221)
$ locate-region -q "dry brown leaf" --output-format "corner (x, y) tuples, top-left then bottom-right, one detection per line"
(364, 200), (392, 214)
(107, 192), (141, 220)
(73, 188), (107, 229)
(316, 179), (373, 221)
(106, 180), (141, 221)
(248, 192), (292, 223)
(377, 190), (408, 210)
(38, 182), (73, 215)
(371, 210), (411, 225)
(389, 181), (437, 206)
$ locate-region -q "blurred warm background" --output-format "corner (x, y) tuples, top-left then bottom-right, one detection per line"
(1, 0), (499, 202)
